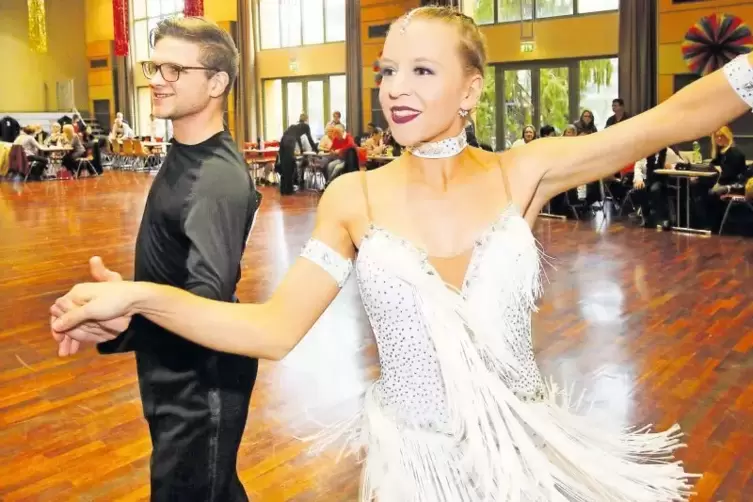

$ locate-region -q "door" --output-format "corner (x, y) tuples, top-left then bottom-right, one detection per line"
(93, 99), (111, 135)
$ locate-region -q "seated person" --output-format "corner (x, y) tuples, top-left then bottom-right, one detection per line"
(46, 123), (63, 146)
(325, 124), (356, 181)
(318, 126), (335, 153)
(13, 126), (48, 176)
(60, 124), (93, 176)
(632, 147), (681, 229)
(708, 126), (749, 196)
(363, 128), (386, 155)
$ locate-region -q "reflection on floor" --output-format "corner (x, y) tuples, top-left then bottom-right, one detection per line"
(0, 172), (751, 501)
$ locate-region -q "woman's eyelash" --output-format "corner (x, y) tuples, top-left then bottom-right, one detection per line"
(379, 67), (434, 76)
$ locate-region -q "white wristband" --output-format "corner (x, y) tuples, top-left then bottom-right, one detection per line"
(723, 53), (753, 109)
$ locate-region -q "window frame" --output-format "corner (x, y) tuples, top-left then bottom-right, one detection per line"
(471, 0), (617, 26)
(257, 0), (346, 50)
(483, 56), (617, 149)
(261, 73), (347, 140)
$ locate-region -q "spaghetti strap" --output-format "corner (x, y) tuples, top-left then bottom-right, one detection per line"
(360, 170), (373, 222)
(497, 157), (513, 204)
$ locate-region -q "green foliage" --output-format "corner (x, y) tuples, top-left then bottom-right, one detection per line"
(475, 66), (496, 146)
(539, 67), (569, 133)
(472, 0), (574, 23)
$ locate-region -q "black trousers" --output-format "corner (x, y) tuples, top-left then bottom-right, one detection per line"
(278, 135), (297, 195)
(135, 347), (259, 502)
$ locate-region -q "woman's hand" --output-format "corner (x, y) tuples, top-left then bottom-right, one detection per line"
(50, 281), (142, 335)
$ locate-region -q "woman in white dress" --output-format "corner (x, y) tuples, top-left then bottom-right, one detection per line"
(51, 6), (753, 501)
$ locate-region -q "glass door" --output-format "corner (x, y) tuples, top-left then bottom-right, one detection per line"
(538, 66), (570, 133)
(503, 69), (533, 149)
(285, 81), (304, 129)
(306, 80), (325, 139)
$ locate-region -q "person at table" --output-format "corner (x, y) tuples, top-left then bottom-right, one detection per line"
(60, 124), (92, 176)
(278, 113), (317, 195)
(45, 123), (63, 146)
(324, 124), (357, 182)
(708, 126), (749, 197)
(362, 128), (386, 155)
(632, 147), (682, 229)
(318, 125), (335, 152)
(13, 126), (49, 176)
(110, 115), (135, 141)
(359, 122), (377, 145)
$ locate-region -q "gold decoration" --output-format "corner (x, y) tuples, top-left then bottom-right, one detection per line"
(27, 0), (48, 53)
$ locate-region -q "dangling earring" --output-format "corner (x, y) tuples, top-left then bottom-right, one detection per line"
(458, 109), (469, 118)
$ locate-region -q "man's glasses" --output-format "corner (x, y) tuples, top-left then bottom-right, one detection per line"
(141, 61), (219, 82)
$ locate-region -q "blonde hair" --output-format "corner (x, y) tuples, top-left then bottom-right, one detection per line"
(62, 124), (75, 141)
(394, 6), (487, 76)
(711, 126), (734, 157)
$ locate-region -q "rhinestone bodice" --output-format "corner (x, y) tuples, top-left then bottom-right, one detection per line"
(355, 204), (546, 429)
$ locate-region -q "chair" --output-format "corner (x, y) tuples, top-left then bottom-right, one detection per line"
(718, 194), (753, 235)
(8, 145), (31, 181)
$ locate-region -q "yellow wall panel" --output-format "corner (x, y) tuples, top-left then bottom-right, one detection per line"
(257, 44), (347, 79)
(657, 0), (753, 102)
(657, 75), (674, 103)
(483, 13), (618, 63)
(88, 70), (113, 87)
(659, 4), (753, 44)
(85, 0), (114, 43)
(205, 0), (238, 23)
(0, 0), (89, 112)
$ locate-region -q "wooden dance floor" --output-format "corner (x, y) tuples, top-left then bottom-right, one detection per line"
(1, 171), (752, 501)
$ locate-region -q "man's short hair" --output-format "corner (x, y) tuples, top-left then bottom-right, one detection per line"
(151, 17), (239, 96)
(612, 98), (624, 106)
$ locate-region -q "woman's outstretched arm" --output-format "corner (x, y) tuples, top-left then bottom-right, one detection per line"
(51, 175), (361, 361)
(507, 53), (753, 216)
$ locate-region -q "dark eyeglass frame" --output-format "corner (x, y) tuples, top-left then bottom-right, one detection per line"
(141, 61), (220, 82)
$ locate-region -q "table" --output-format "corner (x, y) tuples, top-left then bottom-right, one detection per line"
(654, 169), (718, 235)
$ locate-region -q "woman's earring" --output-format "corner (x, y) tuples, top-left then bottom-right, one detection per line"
(458, 109), (469, 118)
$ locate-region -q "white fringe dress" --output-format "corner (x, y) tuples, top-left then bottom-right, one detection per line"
(300, 202), (696, 501)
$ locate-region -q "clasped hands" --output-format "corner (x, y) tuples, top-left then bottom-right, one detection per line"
(50, 257), (132, 356)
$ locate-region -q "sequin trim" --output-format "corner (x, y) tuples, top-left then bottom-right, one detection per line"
(301, 239), (353, 288)
(405, 129), (468, 159)
(724, 54), (753, 109)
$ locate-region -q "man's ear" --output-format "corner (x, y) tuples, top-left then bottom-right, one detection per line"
(210, 72), (231, 98)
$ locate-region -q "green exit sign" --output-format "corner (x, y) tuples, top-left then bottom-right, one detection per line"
(520, 41), (535, 53)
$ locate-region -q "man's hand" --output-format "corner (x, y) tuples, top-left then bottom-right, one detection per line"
(634, 179), (645, 190)
(50, 257), (132, 356)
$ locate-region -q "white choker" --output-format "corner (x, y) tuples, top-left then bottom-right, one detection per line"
(406, 129), (468, 158)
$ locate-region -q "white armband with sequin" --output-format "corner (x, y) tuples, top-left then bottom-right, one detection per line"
(724, 54), (753, 109)
(300, 239), (353, 288)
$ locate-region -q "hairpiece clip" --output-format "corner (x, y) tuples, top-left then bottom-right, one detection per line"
(400, 10), (415, 35)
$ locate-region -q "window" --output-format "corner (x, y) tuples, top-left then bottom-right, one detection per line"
(329, 75), (347, 130)
(264, 79), (283, 140)
(136, 86), (152, 137)
(578, 58), (618, 129)
(262, 75), (347, 140)
(259, 0), (346, 50)
(537, 0), (573, 18)
(480, 56), (617, 149)
(302, 0), (325, 45)
(476, 66), (497, 149)
(259, 0), (281, 49)
(132, 0), (184, 62)
(470, 0), (615, 24)
(324, 0), (346, 43)
(132, 0), (184, 136)
(577, 0), (618, 14)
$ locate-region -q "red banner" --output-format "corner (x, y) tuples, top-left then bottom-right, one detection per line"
(184, 0), (204, 17)
(112, 0), (129, 56)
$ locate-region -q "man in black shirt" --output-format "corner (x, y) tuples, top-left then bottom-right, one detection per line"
(51, 17), (259, 502)
(605, 98), (630, 128)
(278, 114), (317, 195)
